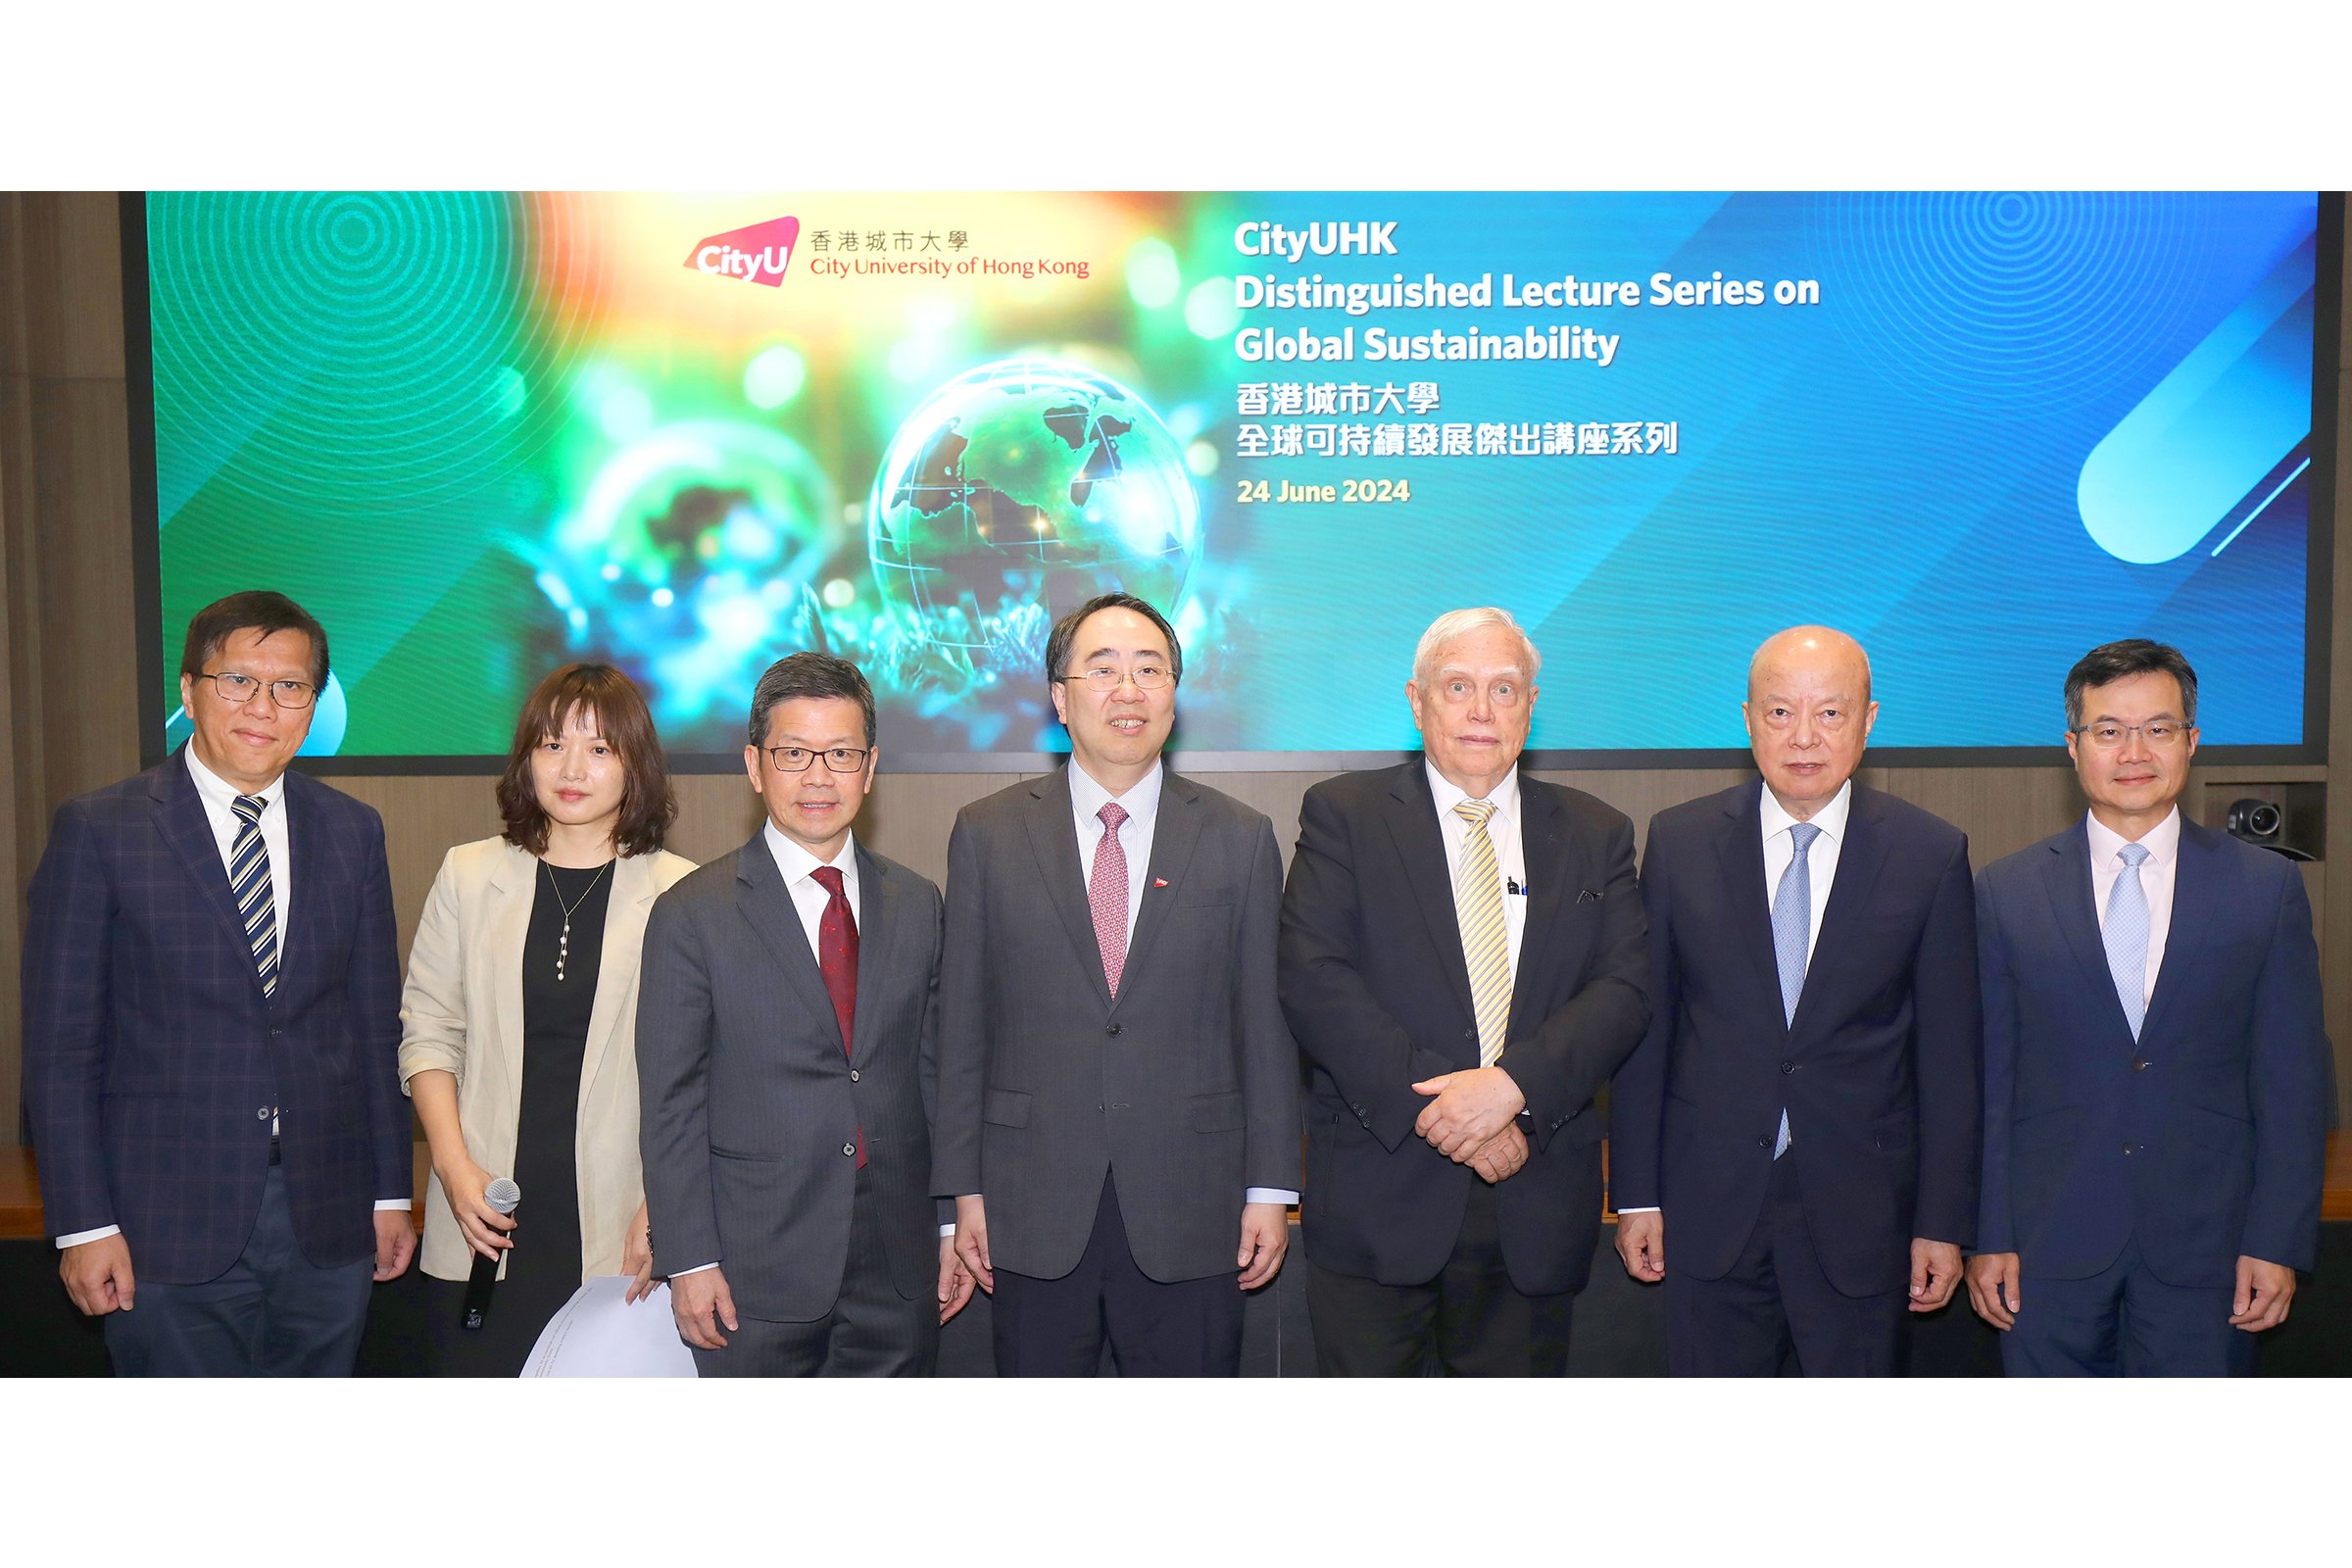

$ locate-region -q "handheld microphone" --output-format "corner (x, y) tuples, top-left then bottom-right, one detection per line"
(460, 1177), (521, 1331)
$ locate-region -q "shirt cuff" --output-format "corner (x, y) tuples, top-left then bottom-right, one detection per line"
(940, 1224), (956, 1238)
(373, 1199), (412, 1212)
(671, 1261), (720, 1276)
(55, 1225), (121, 1249)
(1246, 1188), (1299, 1206)
(1615, 1205), (1660, 1214)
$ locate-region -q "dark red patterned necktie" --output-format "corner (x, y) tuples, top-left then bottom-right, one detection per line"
(811, 865), (863, 1168)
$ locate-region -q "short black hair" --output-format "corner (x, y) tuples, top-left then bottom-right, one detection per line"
(748, 651), (876, 748)
(1043, 592), (1184, 698)
(179, 590), (330, 690)
(2065, 639), (2199, 730)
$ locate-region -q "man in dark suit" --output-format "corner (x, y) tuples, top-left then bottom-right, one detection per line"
(23, 590), (414, 1376)
(1612, 624), (1980, 1375)
(638, 652), (970, 1375)
(1280, 607), (1648, 1375)
(935, 592), (1298, 1376)
(1966, 639), (2328, 1375)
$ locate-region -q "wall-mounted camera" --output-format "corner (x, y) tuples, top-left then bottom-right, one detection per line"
(2219, 790), (2319, 861)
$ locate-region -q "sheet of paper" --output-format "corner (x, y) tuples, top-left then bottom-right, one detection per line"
(521, 1274), (698, 1378)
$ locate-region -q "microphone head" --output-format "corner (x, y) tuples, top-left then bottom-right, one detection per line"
(484, 1177), (521, 1216)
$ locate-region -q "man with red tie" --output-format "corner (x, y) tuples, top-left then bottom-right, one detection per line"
(637, 653), (972, 1374)
(936, 593), (1299, 1375)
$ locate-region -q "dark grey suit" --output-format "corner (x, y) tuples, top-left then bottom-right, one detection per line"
(637, 831), (944, 1374)
(932, 766), (1298, 1368)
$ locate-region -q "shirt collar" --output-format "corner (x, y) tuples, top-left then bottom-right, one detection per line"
(183, 745), (287, 811)
(2084, 806), (2180, 869)
(1425, 760), (1520, 822)
(762, 818), (858, 887)
(1068, 757), (1164, 830)
(1759, 777), (1851, 846)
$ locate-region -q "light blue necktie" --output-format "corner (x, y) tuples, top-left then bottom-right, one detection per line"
(2104, 841), (2153, 1038)
(1770, 821), (1821, 1158)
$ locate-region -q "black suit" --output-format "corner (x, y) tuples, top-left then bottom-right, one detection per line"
(1613, 779), (1981, 1374)
(1279, 762), (1648, 1373)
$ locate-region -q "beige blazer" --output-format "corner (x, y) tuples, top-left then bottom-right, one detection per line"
(399, 837), (696, 1284)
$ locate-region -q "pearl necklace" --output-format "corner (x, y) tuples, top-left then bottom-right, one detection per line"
(542, 859), (612, 981)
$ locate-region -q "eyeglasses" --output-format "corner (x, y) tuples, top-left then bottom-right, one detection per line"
(763, 745), (871, 773)
(193, 671), (318, 710)
(1056, 663), (1174, 692)
(2074, 720), (2189, 749)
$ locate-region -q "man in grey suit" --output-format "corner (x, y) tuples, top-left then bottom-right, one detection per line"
(936, 592), (1299, 1375)
(638, 653), (972, 1375)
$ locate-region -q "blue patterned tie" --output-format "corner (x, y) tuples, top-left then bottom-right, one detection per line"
(1771, 821), (1821, 1158)
(2104, 841), (2152, 1038)
(229, 793), (279, 999)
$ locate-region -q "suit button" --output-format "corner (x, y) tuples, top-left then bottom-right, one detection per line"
(270, 1026), (283, 1037)
(1463, 1029), (1477, 1042)
(2122, 1143), (2134, 1155)
(256, 1107), (270, 1121)
(2132, 1058), (2149, 1072)
(843, 1144), (857, 1157)
(1757, 1135), (1771, 1149)
(1105, 1023), (1123, 1037)
(1780, 1060), (1795, 1074)
(849, 1069), (859, 1082)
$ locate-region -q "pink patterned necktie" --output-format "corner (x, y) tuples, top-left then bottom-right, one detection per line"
(1091, 802), (1130, 996)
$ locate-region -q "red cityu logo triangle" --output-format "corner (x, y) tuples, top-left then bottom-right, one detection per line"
(683, 216), (801, 287)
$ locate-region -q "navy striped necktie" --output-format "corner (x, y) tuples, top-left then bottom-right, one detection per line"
(229, 793), (279, 999)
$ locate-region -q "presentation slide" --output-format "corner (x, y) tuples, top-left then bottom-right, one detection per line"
(139, 191), (2321, 761)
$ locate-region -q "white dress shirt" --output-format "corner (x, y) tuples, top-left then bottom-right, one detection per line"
(2085, 807), (2180, 1008)
(1425, 760), (1529, 978)
(1065, 759), (1297, 1209)
(1620, 778), (1855, 1217)
(59, 750), (405, 1250)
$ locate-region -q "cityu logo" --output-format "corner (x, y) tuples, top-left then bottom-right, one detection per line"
(683, 216), (800, 287)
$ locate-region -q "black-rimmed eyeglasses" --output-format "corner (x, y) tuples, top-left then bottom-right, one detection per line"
(763, 745), (871, 773)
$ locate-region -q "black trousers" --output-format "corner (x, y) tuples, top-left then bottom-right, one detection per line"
(2003, 1233), (2259, 1377)
(991, 1172), (1244, 1377)
(104, 1165), (373, 1377)
(1664, 1150), (1907, 1377)
(1306, 1177), (1575, 1376)
(691, 1161), (937, 1377)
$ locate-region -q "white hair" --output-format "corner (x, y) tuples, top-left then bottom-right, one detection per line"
(1412, 607), (1542, 688)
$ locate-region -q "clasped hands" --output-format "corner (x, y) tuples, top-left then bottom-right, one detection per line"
(1410, 1066), (1529, 1183)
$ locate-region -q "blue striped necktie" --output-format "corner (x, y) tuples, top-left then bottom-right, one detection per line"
(2104, 841), (2152, 1038)
(229, 793), (279, 999)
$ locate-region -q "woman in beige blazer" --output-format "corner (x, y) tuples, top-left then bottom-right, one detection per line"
(399, 662), (694, 1375)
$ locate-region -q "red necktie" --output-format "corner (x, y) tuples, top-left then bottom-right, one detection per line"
(811, 864), (864, 1169)
(1091, 802), (1130, 997)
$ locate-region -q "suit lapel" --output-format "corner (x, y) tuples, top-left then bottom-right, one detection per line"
(2039, 822), (2133, 1041)
(153, 754), (270, 1002)
(1794, 783), (1891, 1034)
(1382, 763), (1476, 1022)
(580, 851), (657, 1099)
(734, 830), (843, 1044)
(1116, 770), (1207, 1009)
(482, 846), (534, 1108)
(848, 843), (899, 1065)
(1713, 782), (1786, 1033)
(1024, 769), (1114, 1012)
(2138, 819), (2220, 1045)
(1510, 782), (1572, 1018)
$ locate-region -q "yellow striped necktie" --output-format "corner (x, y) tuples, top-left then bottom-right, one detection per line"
(1451, 799), (1509, 1067)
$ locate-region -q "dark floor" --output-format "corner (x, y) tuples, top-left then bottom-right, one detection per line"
(7, 1224), (2348, 1377)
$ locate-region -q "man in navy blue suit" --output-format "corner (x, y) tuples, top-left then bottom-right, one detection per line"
(23, 591), (414, 1376)
(1966, 639), (2328, 1375)
(1612, 625), (1981, 1375)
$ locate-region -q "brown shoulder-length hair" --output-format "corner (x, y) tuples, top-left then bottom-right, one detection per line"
(496, 663), (678, 858)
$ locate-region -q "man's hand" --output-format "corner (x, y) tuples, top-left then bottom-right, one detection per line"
(1616, 1210), (1664, 1283)
(953, 1195), (994, 1295)
(1908, 1238), (1962, 1312)
(938, 1236), (976, 1325)
(373, 1209), (416, 1282)
(1464, 1123), (1529, 1184)
(1964, 1251), (2020, 1330)
(2230, 1256), (2296, 1332)
(59, 1234), (136, 1316)
(671, 1266), (739, 1350)
(1409, 1066), (1527, 1159)
(1237, 1200), (1290, 1291)
(622, 1200), (656, 1304)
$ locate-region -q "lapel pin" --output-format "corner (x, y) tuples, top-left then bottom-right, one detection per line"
(1152, 878), (1168, 888)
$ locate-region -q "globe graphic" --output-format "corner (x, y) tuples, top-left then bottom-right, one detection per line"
(867, 359), (1200, 671)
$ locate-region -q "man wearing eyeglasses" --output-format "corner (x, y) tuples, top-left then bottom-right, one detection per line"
(935, 591), (1298, 1375)
(23, 590), (415, 1375)
(637, 651), (971, 1374)
(1965, 639), (2328, 1374)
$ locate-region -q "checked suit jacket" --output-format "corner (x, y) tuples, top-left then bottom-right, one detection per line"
(22, 750), (412, 1284)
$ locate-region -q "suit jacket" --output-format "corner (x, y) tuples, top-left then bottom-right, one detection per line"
(21, 750), (411, 1284)
(1279, 763), (1649, 1296)
(931, 766), (1299, 1284)
(398, 838), (697, 1284)
(635, 831), (943, 1322)
(1976, 816), (2328, 1286)
(1612, 779), (1981, 1297)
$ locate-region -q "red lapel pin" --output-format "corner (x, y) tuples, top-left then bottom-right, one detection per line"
(1152, 878), (1168, 888)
